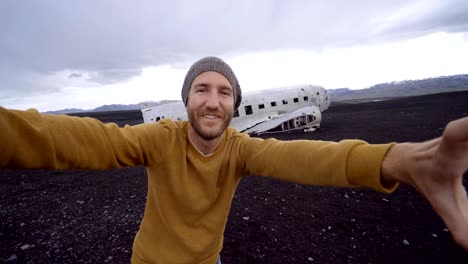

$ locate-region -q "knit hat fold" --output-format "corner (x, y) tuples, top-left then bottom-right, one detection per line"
(181, 57), (242, 110)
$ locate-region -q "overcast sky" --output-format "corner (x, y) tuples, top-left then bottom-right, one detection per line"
(1, 0), (468, 111)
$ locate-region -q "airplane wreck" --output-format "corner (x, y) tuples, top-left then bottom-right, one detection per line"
(141, 85), (330, 134)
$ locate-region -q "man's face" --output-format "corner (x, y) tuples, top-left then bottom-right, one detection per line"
(186, 71), (234, 141)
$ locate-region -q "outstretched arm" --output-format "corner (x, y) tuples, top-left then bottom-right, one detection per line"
(0, 107), (163, 170)
(382, 116), (468, 250)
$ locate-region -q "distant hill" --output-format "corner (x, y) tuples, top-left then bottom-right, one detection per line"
(45, 100), (178, 114)
(328, 74), (468, 102)
(46, 74), (468, 114)
(46, 108), (87, 114)
(45, 104), (139, 115)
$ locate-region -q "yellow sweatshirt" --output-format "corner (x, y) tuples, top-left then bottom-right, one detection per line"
(0, 107), (398, 264)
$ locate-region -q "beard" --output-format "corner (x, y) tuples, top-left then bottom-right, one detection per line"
(187, 108), (233, 140)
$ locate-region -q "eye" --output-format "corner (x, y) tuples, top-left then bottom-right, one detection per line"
(221, 89), (232, 96)
(196, 87), (206, 93)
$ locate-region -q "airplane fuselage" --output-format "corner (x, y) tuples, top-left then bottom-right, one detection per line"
(141, 85), (330, 133)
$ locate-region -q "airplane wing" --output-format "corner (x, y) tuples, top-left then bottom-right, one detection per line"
(239, 106), (322, 135)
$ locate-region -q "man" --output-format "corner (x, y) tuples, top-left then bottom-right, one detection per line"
(0, 56), (467, 264)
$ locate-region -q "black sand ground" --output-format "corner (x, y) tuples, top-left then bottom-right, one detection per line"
(1, 91), (468, 264)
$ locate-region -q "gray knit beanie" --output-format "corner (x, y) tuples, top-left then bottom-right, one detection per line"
(181, 56), (242, 110)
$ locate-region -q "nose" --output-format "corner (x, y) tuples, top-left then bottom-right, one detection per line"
(205, 91), (220, 109)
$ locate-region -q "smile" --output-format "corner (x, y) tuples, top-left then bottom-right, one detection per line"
(203, 114), (219, 119)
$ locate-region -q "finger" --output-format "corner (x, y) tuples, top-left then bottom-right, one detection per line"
(426, 182), (468, 250)
(445, 188), (468, 251)
(443, 116), (468, 143)
(437, 117), (468, 172)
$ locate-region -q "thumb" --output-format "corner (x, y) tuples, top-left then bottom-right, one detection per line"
(442, 116), (468, 145)
(437, 117), (468, 173)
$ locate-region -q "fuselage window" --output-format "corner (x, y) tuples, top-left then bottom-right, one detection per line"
(233, 109), (239, 117)
(245, 105), (253, 115)
(258, 104), (265, 109)
(293, 98), (299, 103)
(271, 101), (277, 107)
(304, 96), (309, 101)
(282, 99), (288, 105)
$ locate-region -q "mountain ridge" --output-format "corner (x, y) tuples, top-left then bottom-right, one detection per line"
(328, 74), (468, 102)
(45, 74), (468, 114)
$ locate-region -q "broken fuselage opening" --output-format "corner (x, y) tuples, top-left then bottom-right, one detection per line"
(255, 114), (318, 134)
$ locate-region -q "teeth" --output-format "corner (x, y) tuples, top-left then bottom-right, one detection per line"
(204, 115), (217, 119)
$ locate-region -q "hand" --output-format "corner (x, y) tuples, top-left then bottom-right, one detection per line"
(382, 116), (468, 250)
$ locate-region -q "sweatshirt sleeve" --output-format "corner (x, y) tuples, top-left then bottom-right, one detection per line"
(238, 135), (399, 193)
(0, 107), (165, 170)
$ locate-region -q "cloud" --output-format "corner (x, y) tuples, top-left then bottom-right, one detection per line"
(376, 0), (468, 39)
(68, 73), (82, 79)
(86, 69), (143, 84)
(0, 0), (467, 102)
(0, 69), (61, 98)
